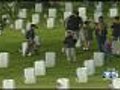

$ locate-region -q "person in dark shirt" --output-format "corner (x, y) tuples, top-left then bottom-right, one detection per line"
(111, 16), (120, 41)
(95, 16), (108, 52)
(25, 24), (36, 56)
(65, 10), (83, 40)
(63, 31), (77, 62)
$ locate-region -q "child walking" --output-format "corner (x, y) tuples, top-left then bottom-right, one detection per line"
(63, 31), (77, 62)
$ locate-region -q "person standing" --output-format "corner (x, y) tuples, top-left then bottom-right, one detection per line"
(82, 20), (93, 50)
(111, 16), (120, 41)
(64, 10), (83, 40)
(95, 16), (108, 52)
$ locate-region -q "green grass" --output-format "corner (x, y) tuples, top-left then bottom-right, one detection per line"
(0, 2), (120, 89)
(0, 23), (120, 89)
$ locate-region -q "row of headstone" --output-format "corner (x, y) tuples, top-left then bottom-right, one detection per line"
(14, 4), (118, 30)
(2, 78), (69, 89)
(15, 14), (40, 30)
(56, 52), (104, 89)
(76, 52), (104, 83)
(1, 51), (56, 88)
(0, 52), (9, 68)
(1, 51), (119, 89)
(2, 77), (120, 89)
(24, 52), (56, 84)
(46, 8), (56, 29)
(2, 62), (50, 88)
(48, 6), (118, 24)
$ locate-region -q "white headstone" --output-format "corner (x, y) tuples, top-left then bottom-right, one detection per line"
(94, 52), (105, 67)
(0, 52), (9, 68)
(26, 22), (31, 30)
(10, 24), (14, 29)
(109, 8), (118, 18)
(94, 11), (102, 23)
(45, 52), (56, 68)
(112, 40), (120, 55)
(34, 60), (46, 76)
(24, 67), (36, 84)
(35, 3), (42, 13)
(78, 7), (87, 21)
(47, 18), (54, 29)
(18, 9), (27, 19)
(2, 79), (15, 89)
(56, 78), (70, 89)
(32, 13), (40, 24)
(22, 42), (28, 57)
(63, 11), (72, 20)
(75, 38), (81, 48)
(48, 8), (57, 18)
(76, 67), (88, 83)
(112, 78), (120, 89)
(96, 2), (103, 12)
(65, 2), (73, 12)
(21, 29), (26, 34)
(84, 60), (95, 76)
(15, 19), (23, 30)
(34, 35), (40, 46)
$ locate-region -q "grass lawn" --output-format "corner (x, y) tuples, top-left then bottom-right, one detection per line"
(0, 1), (120, 89)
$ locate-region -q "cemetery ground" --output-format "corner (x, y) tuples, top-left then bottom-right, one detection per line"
(0, 23), (120, 89)
(0, 2), (120, 89)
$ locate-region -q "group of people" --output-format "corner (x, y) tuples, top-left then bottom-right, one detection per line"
(63, 10), (120, 62)
(1, 10), (120, 59)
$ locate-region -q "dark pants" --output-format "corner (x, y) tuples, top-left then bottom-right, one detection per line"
(97, 36), (106, 52)
(26, 39), (36, 54)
